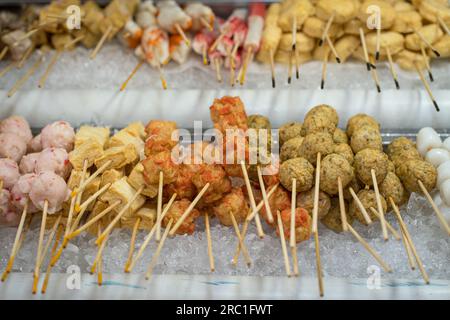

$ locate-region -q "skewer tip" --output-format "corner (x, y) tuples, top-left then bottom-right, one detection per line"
(395, 79), (400, 90)
(366, 63), (371, 71)
(272, 78), (276, 88)
(370, 63), (377, 69)
(336, 57), (341, 64)
(318, 39), (323, 47)
(292, 44), (296, 51)
(433, 100), (440, 112)
(376, 85), (381, 93)
(428, 71), (434, 82)
(296, 70), (299, 79)
(321, 80), (325, 90)
(432, 50), (440, 57)
(375, 51), (380, 61)
(287, 77), (291, 84)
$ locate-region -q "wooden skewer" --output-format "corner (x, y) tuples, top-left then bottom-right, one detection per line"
(257, 166), (274, 224)
(240, 161), (264, 238)
(75, 160), (112, 196)
(276, 211), (292, 277)
(74, 160), (90, 213)
(294, 48), (300, 80)
(359, 28), (372, 71)
(349, 187), (372, 224)
(312, 152), (322, 234)
(156, 171), (164, 242)
(385, 45), (400, 89)
(414, 29), (440, 57)
(269, 48), (276, 88)
(67, 200), (121, 240)
(17, 45), (34, 69)
(60, 191), (76, 251)
(418, 180), (450, 235)
(239, 47), (252, 85)
(337, 177), (348, 232)
(91, 228), (109, 274)
(437, 15), (450, 36)
(64, 35), (85, 50)
(247, 183), (279, 221)
(126, 194), (176, 272)
(414, 62), (440, 112)
(145, 219), (173, 280)
(90, 25), (113, 59)
(321, 45), (330, 90)
(8, 55), (43, 98)
(200, 17), (213, 31)
(0, 46), (8, 61)
(205, 213), (215, 272)
(369, 56), (382, 93)
(369, 207), (400, 240)
(227, 46), (236, 87)
(40, 224), (63, 294)
(1, 202), (28, 281)
(209, 32), (225, 53)
(170, 184), (210, 236)
(420, 44), (434, 82)
(120, 60), (144, 91)
(287, 50), (293, 84)
(292, 16), (297, 52)
(314, 229), (324, 297)
(96, 186), (144, 245)
(319, 11), (335, 47)
(0, 61), (16, 78)
(96, 223), (103, 286)
(174, 23), (190, 47)
(375, 25), (381, 61)
(229, 211), (252, 267)
(202, 45), (210, 65)
(400, 221), (416, 271)
(156, 62), (168, 90)
(291, 16), (299, 79)
(325, 34), (341, 63)
(346, 223), (392, 273)
(32, 200), (48, 294)
(371, 169), (388, 241)
(38, 215), (62, 268)
(124, 217), (141, 272)
(390, 198), (429, 283)
(214, 58), (222, 83)
(290, 178), (297, 248)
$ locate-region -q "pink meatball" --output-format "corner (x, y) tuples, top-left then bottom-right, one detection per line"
(40, 121), (75, 152)
(35, 148), (71, 179)
(0, 115), (33, 144)
(0, 133), (27, 162)
(11, 173), (39, 213)
(0, 158), (20, 189)
(0, 188), (19, 226)
(19, 152), (40, 174)
(29, 171), (70, 214)
(28, 134), (42, 153)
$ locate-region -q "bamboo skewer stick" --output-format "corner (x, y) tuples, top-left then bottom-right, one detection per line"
(321, 46), (330, 90)
(32, 200), (48, 294)
(346, 223), (392, 273)
(156, 171), (164, 242)
(287, 50), (293, 84)
(414, 29), (440, 57)
(175, 24), (190, 46)
(145, 219), (173, 280)
(291, 17), (299, 79)
(257, 166), (274, 224)
(269, 48), (276, 88)
(38, 215), (62, 268)
(75, 160), (112, 195)
(97, 223), (103, 285)
(400, 223), (416, 271)
(124, 217), (141, 272)
(371, 169), (388, 241)
(314, 230), (324, 297)
(205, 213), (215, 272)
(291, 246), (299, 277)
(420, 44), (434, 82)
(369, 56), (381, 92)
(240, 47), (252, 85)
(375, 25), (381, 61)
(390, 198), (429, 283)
(349, 187), (373, 224)
(200, 17), (213, 31)
(240, 161), (264, 238)
(202, 45), (210, 66)
(90, 25), (112, 59)
(437, 15), (450, 36)
(325, 34), (341, 63)
(229, 211), (252, 267)
(40, 224), (63, 294)
(337, 177), (348, 232)
(74, 160), (89, 213)
(214, 58), (222, 83)
(369, 207), (400, 240)
(0, 61), (16, 78)
(120, 60), (144, 91)
(290, 178), (297, 248)
(418, 180), (450, 235)
(8, 55), (43, 98)
(0, 46), (9, 61)
(319, 12), (335, 47)
(276, 211), (292, 277)
(312, 153), (322, 234)
(156, 62), (168, 90)
(247, 183), (279, 221)
(170, 184), (210, 236)
(385, 45), (400, 89)
(359, 28), (375, 71)
(91, 230), (109, 274)
(414, 62), (440, 112)
(17, 45), (34, 69)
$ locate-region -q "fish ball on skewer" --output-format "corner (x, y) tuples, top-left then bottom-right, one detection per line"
(0, 133), (27, 163)
(280, 157), (315, 192)
(316, 0), (359, 24)
(35, 148), (72, 179)
(380, 171), (406, 208)
(29, 171), (70, 214)
(162, 199), (200, 235)
(11, 173), (39, 213)
(0, 116), (33, 145)
(0, 159), (20, 189)
(299, 132), (334, 164)
(397, 159), (437, 193)
(278, 207), (312, 243)
(437, 160), (450, 188)
(334, 143), (354, 165)
(346, 114), (380, 137)
(350, 125), (383, 153)
(440, 179), (450, 207)
(19, 153), (40, 174)
(354, 149), (389, 186)
(320, 153), (355, 195)
(280, 137), (304, 162)
(279, 122), (303, 146)
(40, 121), (75, 152)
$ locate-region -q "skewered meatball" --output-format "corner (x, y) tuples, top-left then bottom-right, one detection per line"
(280, 136), (304, 162)
(386, 137), (416, 158)
(397, 159), (437, 193)
(247, 114), (271, 130)
(279, 122), (303, 146)
(334, 143), (354, 165)
(28, 134), (42, 153)
(280, 157), (314, 192)
(164, 164), (197, 201)
(261, 186), (290, 226)
(299, 132), (334, 165)
(209, 96), (248, 132)
(349, 189), (387, 225)
(380, 171), (405, 207)
(11, 173), (39, 213)
(35, 147), (72, 179)
(278, 208), (312, 243)
(192, 164), (232, 205)
(40, 121), (75, 152)
(162, 199), (200, 235)
(29, 171), (71, 214)
(144, 120), (179, 156)
(0, 158), (20, 189)
(350, 125), (383, 153)
(346, 114), (380, 137)
(213, 187), (249, 226)
(19, 152), (40, 174)
(333, 128), (348, 144)
(302, 113), (337, 136)
(387, 160), (395, 173)
(390, 147), (422, 169)
(354, 149), (389, 186)
(297, 188), (331, 219)
(321, 198), (354, 233)
(0, 133), (27, 162)
(142, 150), (179, 185)
(0, 115), (33, 144)
(320, 153), (355, 195)
(305, 105), (339, 128)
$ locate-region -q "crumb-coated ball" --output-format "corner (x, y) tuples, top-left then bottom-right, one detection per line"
(346, 114), (380, 137)
(280, 136), (304, 162)
(247, 114), (271, 130)
(297, 188), (331, 219)
(321, 198), (354, 233)
(386, 137), (416, 158)
(278, 208), (312, 243)
(334, 143), (354, 165)
(396, 159), (437, 193)
(279, 122), (303, 146)
(387, 160), (395, 173)
(305, 104), (339, 127)
(354, 148), (389, 186)
(349, 189), (387, 225)
(350, 125), (383, 153)
(320, 153), (355, 195)
(302, 113), (337, 135)
(380, 171), (405, 207)
(299, 132), (334, 164)
(333, 128), (348, 144)
(390, 148), (421, 169)
(280, 157), (315, 192)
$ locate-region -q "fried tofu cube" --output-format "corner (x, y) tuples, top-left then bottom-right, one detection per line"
(124, 122), (146, 139)
(67, 170), (87, 190)
(127, 163), (158, 198)
(100, 168), (124, 188)
(75, 125), (110, 149)
(69, 139), (104, 170)
(100, 177), (145, 219)
(94, 144), (138, 170)
(108, 129), (144, 155)
(121, 205), (156, 230)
